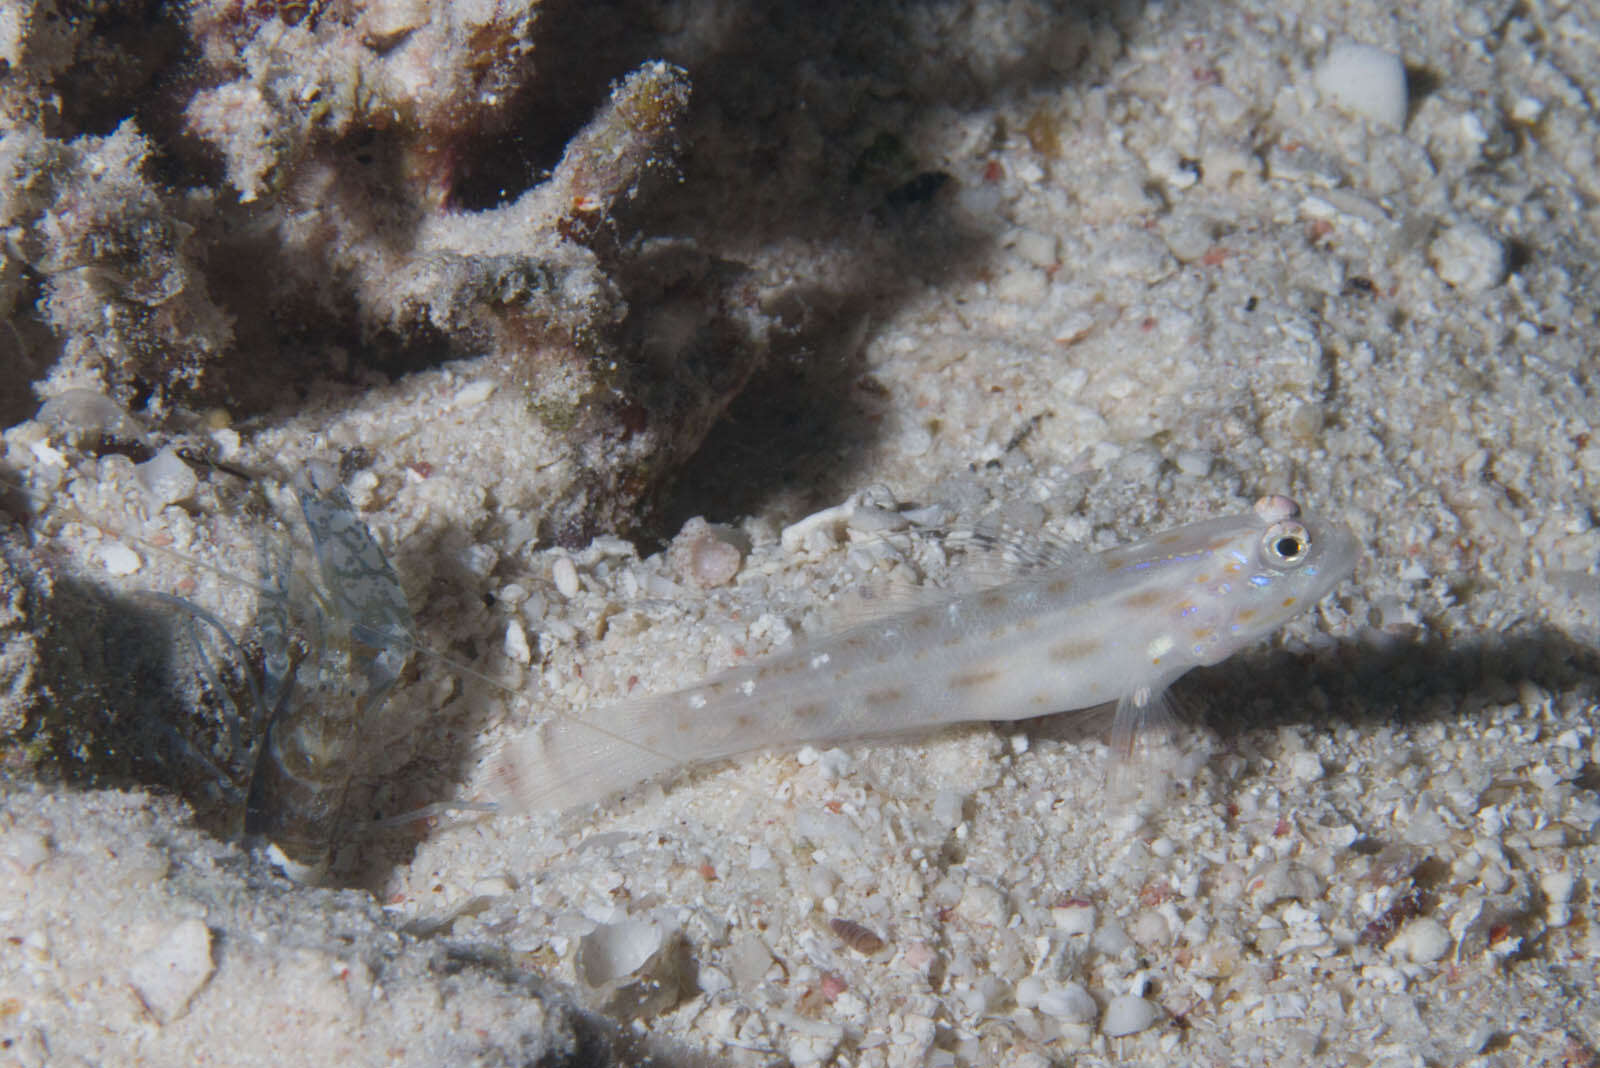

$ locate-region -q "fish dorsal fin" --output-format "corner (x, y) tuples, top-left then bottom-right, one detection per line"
(948, 511), (1096, 578)
(794, 499), (1101, 632)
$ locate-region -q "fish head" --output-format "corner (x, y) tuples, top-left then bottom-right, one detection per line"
(1177, 495), (1360, 666)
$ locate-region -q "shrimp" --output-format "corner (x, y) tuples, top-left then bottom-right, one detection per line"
(3, 441), (413, 884)
(240, 463), (416, 883)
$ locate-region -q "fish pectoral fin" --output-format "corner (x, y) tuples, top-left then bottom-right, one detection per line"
(1106, 685), (1184, 801)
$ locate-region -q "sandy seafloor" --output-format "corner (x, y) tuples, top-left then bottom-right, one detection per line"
(4, 0), (1600, 1065)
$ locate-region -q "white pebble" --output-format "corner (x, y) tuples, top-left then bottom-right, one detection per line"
(1101, 994), (1159, 1036)
(669, 517), (745, 588)
(1249, 860), (1324, 906)
(453, 380), (496, 407)
(1540, 869), (1575, 905)
(135, 448), (198, 506)
(471, 874), (514, 897)
(1051, 901), (1096, 936)
(1540, 870), (1575, 927)
(932, 789), (966, 829)
(1011, 228), (1059, 269)
(98, 543), (142, 576)
(29, 438), (66, 467)
(1389, 917), (1452, 963)
(504, 619), (532, 664)
(1289, 751), (1325, 782)
(1429, 222), (1507, 293)
(1510, 95), (1544, 123)
(1313, 42), (1408, 128)
(956, 883), (1009, 928)
(552, 557), (581, 599)
(208, 426), (241, 460)
(126, 918), (214, 1022)
(35, 389), (144, 442)
(1130, 910), (1170, 947)
(347, 469), (380, 507)
(1036, 984), (1097, 1023)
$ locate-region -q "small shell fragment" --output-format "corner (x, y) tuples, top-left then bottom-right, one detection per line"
(1051, 900), (1097, 936)
(829, 917), (886, 955)
(36, 389), (146, 443)
(1312, 42), (1408, 128)
(780, 502), (854, 553)
(1101, 994), (1159, 1036)
(453, 380), (496, 407)
(552, 557), (581, 599)
(668, 517), (745, 588)
(505, 619), (532, 664)
(98, 543), (143, 576)
(577, 918), (664, 987)
(135, 447), (199, 507)
(575, 918), (688, 1020)
(1036, 983), (1097, 1023)
(1388, 917), (1452, 963)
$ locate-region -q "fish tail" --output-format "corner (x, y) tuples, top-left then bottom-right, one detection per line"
(488, 704), (687, 811)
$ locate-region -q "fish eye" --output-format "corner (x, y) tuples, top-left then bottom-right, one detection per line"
(1260, 520), (1310, 568)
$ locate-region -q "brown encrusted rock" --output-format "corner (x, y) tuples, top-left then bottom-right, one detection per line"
(0, 26), (759, 539)
(184, 0), (545, 204)
(1, 121), (234, 411)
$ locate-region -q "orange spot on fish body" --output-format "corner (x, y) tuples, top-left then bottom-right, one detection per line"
(1048, 638), (1101, 663)
(979, 590), (1010, 611)
(1121, 588), (1170, 610)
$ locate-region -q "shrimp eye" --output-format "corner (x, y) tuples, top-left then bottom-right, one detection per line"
(1260, 520), (1310, 568)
